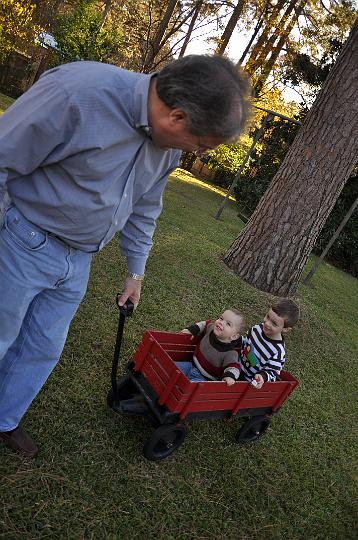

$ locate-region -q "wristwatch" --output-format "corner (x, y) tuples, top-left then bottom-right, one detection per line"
(127, 272), (145, 282)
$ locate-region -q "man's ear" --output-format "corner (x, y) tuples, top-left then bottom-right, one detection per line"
(282, 326), (292, 334)
(168, 107), (187, 126)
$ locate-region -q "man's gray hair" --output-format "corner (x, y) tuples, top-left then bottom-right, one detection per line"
(156, 55), (251, 140)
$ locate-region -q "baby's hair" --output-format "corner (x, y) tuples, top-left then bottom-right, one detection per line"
(228, 308), (245, 330)
(271, 299), (300, 328)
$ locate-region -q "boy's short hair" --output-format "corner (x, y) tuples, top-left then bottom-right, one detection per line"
(229, 308), (245, 330)
(271, 299), (300, 328)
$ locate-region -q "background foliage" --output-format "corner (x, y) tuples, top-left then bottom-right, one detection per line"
(51, 0), (122, 63)
(206, 134), (252, 187)
(0, 0), (39, 61)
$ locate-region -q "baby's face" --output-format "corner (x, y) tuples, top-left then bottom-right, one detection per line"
(213, 310), (242, 342)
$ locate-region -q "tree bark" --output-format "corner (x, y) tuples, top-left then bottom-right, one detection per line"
(223, 18), (358, 296)
(216, 0), (246, 55)
(244, 0), (287, 74)
(99, 0), (112, 31)
(238, 12), (264, 65)
(252, 0), (298, 69)
(141, 0), (178, 72)
(178, 0), (203, 57)
(254, 1), (306, 93)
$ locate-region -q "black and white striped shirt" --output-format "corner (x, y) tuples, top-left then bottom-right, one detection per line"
(240, 323), (286, 382)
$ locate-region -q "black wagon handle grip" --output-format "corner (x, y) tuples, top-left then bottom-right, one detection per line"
(115, 293), (134, 317)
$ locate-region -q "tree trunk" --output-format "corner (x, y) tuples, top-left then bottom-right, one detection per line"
(244, 0), (287, 74)
(99, 0), (112, 31)
(254, 1), (306, 93)
(223, 19), (358, 296)
(252, 0), (298, 69)
(216, 0), (246, 55)
(238, 12), (264, 65)
(141, 0), (178, 72)
(178, 0), (203, 57)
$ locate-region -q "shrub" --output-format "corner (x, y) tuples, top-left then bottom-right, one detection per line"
(207, 136), (252, 189)
(52, 0), (122, 63)
(180, 151), (196, 171)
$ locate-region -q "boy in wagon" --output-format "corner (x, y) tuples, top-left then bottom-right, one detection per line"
(240, 299), (300, 389)
(178, 308), (244, 385)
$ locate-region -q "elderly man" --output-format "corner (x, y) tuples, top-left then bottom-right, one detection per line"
(0, 55), (250, 457)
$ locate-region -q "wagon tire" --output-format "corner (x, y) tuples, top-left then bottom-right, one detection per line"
(107, 376), (138, 408)
(236, 415), (270, 444)
(143, 424), (187, 461)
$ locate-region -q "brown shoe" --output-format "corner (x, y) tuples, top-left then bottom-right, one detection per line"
(0, 426), (38, 458)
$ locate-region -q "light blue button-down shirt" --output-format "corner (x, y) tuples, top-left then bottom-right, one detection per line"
(0, 61), (181, 274)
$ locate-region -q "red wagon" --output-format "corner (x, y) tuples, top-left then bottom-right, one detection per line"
(108, 301), (299, 461)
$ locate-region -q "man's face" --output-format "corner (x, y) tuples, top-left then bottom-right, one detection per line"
(150, 106), (224, 154)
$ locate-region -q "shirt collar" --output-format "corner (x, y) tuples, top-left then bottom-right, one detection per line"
(209, 330), (242, 351)
(133, 72), (158, 138)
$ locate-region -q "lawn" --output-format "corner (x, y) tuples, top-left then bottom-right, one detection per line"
(0, 164), (357, 539)
(0, 92), (14, 115)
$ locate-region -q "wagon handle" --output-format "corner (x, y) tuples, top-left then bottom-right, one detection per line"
(116, 293), (135, 317)
(111, 294), (134, 403)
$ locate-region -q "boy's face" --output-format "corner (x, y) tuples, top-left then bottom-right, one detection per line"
(263, 309), (290, 339)
(213, 310), (242, 342)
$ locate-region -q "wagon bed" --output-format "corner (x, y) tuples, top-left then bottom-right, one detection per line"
(132, 330), (299, 421)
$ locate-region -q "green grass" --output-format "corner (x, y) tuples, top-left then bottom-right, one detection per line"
(0, 163), (357, 538)
(0, 92), (14, 115)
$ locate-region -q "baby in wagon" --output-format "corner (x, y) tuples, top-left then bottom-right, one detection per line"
(177, 308), (244, 386)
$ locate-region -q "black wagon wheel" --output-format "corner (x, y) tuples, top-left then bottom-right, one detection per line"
(143, 424), (187, 461)
(236, 415), (270, 444)
(107, 375), (138, 408)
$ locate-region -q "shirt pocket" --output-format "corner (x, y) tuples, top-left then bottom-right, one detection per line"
(4, 207), (48, 251)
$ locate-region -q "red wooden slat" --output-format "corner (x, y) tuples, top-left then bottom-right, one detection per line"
(179, 383), (203, 419)
(166, 351), (194, 361)
(133, 332), (154, 370)
(231, 382), (253, 415)
(271, 381), (297, 411)
(158, 370), (181, 406)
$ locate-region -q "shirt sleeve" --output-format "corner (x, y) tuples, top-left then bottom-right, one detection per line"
(0, 75), (77, 190)
(186, 321), (208, 336)
(258, 352), (286, 382)
(223, 350), (240, 380)
(119, 160), (179, 274)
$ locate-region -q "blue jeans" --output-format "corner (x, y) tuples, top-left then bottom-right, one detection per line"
(0, 206), (92, 431)
(175, 361), (208, 382)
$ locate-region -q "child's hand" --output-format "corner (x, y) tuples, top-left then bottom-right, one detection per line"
(180, 329), (195, 340)
(223, 376), (236, 386)
(251, 374), (264, 389)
